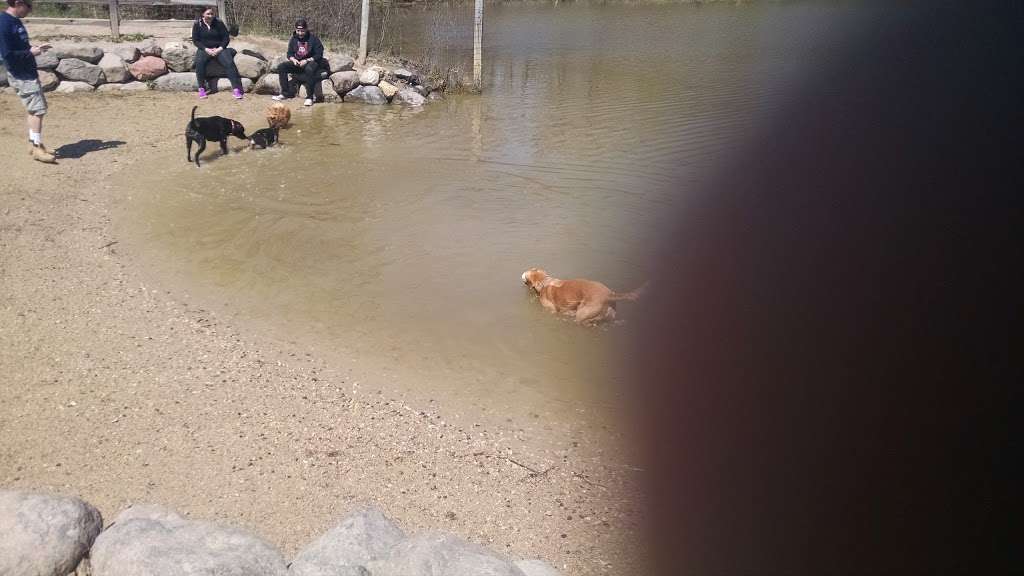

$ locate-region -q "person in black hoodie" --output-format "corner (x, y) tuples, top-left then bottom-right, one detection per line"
(272, 19), (324, 106)
(192, 6), (243, 100)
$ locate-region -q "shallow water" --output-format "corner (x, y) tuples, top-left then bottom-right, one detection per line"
(120, 2), (854, 423)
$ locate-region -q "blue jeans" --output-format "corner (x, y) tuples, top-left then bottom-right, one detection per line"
(194, 48), (242, 91)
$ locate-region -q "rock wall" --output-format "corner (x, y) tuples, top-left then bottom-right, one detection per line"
(0, 491), (562, 576)
(0, 41), (440, 106)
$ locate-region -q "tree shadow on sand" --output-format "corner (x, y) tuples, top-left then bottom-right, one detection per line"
(53, 139), (126, 159)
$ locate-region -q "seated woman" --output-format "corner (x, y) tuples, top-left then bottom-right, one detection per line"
(272, 19), (324, 107)
(192, 6), (244, 100)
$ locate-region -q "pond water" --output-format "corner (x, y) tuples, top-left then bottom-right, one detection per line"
(119, 2), (856, 426)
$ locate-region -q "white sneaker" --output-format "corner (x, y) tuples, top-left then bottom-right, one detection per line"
(303, 98), (313, 107)
(272, 94), (288, 101)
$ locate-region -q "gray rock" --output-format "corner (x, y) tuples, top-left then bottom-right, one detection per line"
(413, 85), (429, 97)
(56, 58), (105, 85)
(96, 83), (124, 92)
(0, 491), (103, 576)
(98, 52), (130, 83)
(358, 68), (379, 86)
(290, 566), (369, 576)
(343, 85), (387, 104)
(394, 87), (426, 106)
(427, 91), (445, 101)
(138, 40), (162, 57)
(38, 69), (59, 91)
(153, 72), (198, 91)
(119, 81), (152, 91)
(230, 41), (266, 61)
(52, 44), (103, 64)
(162, 42), (195, 72)
(330, 70), (359, 95)
(514, 559), (563, 576)
(0, 64), (6, 87)
(393, 67), (415, 81)
(235, 53), (268, 79)
(366, 532), (526, 576)
(290, 506), (406, 576)
(377, 79), (398, 100)
(111, 45), (140, 63)
(92, 506), (287, 576)
(318, 79), (341, 103)
(327, 54), (354, 73)
(113, 504), (186, 525)
(54, 80), (96, 93)
(268, 55), (288, 73)
(253, 73), (282, 95)
(34, 50), (59, 69)
(212, 77), (253, 93)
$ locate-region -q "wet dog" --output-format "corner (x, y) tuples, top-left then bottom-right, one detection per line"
(265, 103), (291, 129)
(249, 127), (280, 149)
(521, 268), (647, 324)
(185, 105), (247, 167)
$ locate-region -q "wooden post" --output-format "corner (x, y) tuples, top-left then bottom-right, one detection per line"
(473, 0), (483, 90)
(216, 0), (228, 26)
(108, 0), (120, 40)
(358, 0), (369, 64)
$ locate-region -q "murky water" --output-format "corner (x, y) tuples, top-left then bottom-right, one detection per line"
(120, 2), (854, 423)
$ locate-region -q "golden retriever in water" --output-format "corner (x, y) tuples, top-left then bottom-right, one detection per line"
(265, 103), (291, 129)
(521, 268), (646, 324)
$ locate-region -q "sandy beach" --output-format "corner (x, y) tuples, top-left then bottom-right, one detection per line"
(0, 89), (645, 574)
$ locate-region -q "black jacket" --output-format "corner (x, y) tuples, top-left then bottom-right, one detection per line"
(286, 32), (324, 64)
(192, 17), (231, 50)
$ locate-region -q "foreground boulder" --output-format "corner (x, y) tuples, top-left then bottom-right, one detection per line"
(91, 505), (288, 576)
(98, 52), (130, 83)
(0, 490), (103, 576)
(253, 73), (282, 95)
(212, 77), (254, 92)
(367, 532), (527, 576)
(34, 50), (58, 69)
(330, 70), (359, 95)
(344, 85), (387, 104)
(56, 58), (105, 85)
(138, 40), (162, 57)
(327, 54), (355, 73)
(111, 45), (140, 63)
(358, 68), (380, 86)
(317, 79), (341, 102)
(162, 42), (195, 72)
(153, 72), (198, 91)
(54, 81), (96, 93)
(290, 506), (406, 576)
(207, 52), (266, 80)
(394, 87), (426, 106)
(52, 44), (103, 64)
(129, 56), (168, 81)
(377, 80), (398, 100)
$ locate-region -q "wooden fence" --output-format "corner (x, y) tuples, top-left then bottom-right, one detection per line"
(33, 0), (225, 39)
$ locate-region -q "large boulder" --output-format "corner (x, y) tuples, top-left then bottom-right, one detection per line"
(212, 77), (253, 93)
(316, 79), (341, 103)
(207, 52), (267, 80)
(253, 73), (282, 95)
(97, 81), (150, 92)
(153, 72), (198, 91)
(268, 55), (288, 73)
(330, 70), (359, 95)
(343, 85), (387, 104)
(358, 68), (379, 86)
(393, 87), (426, 106)
(111, 45), (140, 63)
(138, 40), (162, 57)
(129, 56), (167, 81)
(0, 491), (103, 576)
(326, 53), (354, 73)
(393, 67), (416, 82)
(56, 58), (105, 85)
(52, 44), (103, 64)
(162, 42), (195, 72)
(98, 52), (130, 83)
(91, 505), (288, 576)
(54, 80), (96, 93)
(290, 506), (406, 576)
(34, 50), (59, 69)
(514, 559), (563, 576)
(38, 69), (59, 91)
(366, 532), (526, 576)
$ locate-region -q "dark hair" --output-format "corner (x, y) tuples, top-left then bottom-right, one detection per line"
(7, 0), (32, 7)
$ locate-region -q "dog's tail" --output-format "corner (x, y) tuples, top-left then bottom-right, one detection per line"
(190, 105), (199, 129)
(610, 281), (649, 302)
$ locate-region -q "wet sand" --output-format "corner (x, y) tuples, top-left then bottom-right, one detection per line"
(0, 91), (645, 574)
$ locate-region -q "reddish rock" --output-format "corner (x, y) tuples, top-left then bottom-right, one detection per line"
(129, 56), (168, 81)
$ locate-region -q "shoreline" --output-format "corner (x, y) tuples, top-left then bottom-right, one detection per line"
(0, 87), (644, 575)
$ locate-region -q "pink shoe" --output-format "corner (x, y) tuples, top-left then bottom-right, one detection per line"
(232, 88), (244, 100)
(198, 87), (208, 99)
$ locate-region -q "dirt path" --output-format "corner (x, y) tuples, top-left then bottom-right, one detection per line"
(0, 89), (645, 574)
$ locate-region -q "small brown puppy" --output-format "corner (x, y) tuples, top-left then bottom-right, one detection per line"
(522, 268), (646, 324)
(265, 102), (291, 129)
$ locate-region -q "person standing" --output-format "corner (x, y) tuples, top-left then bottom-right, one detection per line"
(272, 19), (324, 107)
(0, 0), (55, 163)
(192, 6), (243, 100)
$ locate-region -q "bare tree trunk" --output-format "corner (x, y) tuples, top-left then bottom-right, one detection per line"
(473, 0), (483, 90)
(358, 0), (369, 64)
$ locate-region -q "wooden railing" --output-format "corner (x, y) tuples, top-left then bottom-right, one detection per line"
(32, 0), (226, 39)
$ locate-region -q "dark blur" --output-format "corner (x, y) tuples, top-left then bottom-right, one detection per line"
(634, 2), (1020, 574)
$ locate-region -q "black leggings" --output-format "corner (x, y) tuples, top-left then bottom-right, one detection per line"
(195, 48), (243, 91)
(279, 61), (320, 99)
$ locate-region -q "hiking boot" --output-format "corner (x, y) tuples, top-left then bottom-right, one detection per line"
(198, 87), (208, 99)
(31, 144), (56, 164)
(233, 88), (244, 99)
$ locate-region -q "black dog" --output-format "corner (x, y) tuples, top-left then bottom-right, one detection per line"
(185, 105), (247, 167)
(249, 127), (280, 149)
